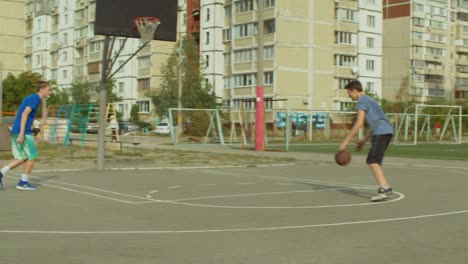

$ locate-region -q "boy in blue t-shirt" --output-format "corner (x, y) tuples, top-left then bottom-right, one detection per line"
(339, 80), (394, 202)
(0, 81), (51, 191)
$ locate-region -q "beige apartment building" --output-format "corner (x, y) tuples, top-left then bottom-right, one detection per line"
(222, 0), (383, 115)
(0, 0), (25, 79)
(383, 0), (468, 102)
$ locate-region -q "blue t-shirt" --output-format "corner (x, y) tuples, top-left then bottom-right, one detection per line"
(355, 95), (394, 135)
(12, 93), (41, 135)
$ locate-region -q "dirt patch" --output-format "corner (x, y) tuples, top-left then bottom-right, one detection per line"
(0, 142), (296, 171)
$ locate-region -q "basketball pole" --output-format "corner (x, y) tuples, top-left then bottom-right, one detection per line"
(255, 0), (265, 151)
(97, 36), (110, 170)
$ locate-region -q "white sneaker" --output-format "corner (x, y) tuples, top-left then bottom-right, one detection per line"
(371, 187), (392, 202)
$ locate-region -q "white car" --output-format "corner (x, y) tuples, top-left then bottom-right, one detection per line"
(155, 122), (171, 134)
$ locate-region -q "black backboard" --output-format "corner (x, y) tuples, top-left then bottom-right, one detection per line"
(94, 0), (178, 41)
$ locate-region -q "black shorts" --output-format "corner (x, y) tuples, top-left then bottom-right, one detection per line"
(367, 134), (393, 165)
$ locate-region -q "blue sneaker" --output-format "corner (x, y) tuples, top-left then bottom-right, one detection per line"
(16, 180), (37, 191)
(0, 172), (3, 190)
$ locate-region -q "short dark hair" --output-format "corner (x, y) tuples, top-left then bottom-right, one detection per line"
(37, 81), (50, 92)
(344, 80), (363, 92)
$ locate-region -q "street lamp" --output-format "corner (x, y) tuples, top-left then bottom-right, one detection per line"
(176, 10), (200, 143)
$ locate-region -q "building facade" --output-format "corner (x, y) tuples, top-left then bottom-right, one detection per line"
(383, 0), (468, 102)
(0, 0), (25, 79)
(219, 0), (383, 115)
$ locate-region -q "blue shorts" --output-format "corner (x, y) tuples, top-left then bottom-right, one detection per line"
(11, 134), (38, 160)
(367, 134), (392, 165)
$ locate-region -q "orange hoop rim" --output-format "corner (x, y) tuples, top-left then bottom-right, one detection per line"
(132, 16), (160, 30)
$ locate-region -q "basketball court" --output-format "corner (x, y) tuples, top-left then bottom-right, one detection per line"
(0, 153), (467, 263)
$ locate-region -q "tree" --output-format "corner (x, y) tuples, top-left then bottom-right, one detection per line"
(1, 71), (43, 112)
(149, 35), (217, 120)
(69, 79), (122, 105)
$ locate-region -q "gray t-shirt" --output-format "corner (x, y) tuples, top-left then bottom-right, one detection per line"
(355, 95), (394, 135)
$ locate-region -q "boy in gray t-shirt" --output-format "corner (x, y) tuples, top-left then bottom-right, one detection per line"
(339, 80), (394, 202)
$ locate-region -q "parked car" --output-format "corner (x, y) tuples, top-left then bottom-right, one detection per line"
(118, 121), (141, 135)
(155, 122), (171, 134)
(86, 121), (99, 134)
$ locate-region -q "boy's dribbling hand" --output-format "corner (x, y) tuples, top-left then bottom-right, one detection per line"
(355, 140), (365, 151)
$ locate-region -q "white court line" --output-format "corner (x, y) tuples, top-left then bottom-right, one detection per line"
(1, 207), (466, 234)
(6, 174), (152, 204)
(150, 192), (404, 209)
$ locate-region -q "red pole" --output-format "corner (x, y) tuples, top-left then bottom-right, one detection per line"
(255, 86), (265, 151)
(255, 0), (265, 151)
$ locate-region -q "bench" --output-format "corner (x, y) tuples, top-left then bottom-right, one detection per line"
(68, 138), (141, 158)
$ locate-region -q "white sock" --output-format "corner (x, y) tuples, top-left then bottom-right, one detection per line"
(1, 166), (10, 175)
(21, 174), (29, 182)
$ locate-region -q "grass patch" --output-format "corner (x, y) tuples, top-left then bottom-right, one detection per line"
(280, 143), (468, 161)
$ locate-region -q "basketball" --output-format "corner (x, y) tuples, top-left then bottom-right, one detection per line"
(335, 150), (351, 166)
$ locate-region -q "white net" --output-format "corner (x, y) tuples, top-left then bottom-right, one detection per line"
(134, 17), (160, 41)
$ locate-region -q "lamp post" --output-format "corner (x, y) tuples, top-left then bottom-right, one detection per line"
(176, 10), (200, 143)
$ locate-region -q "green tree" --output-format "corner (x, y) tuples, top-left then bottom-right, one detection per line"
(69, 79), (122, 104)
(47, 87), (70, 106)
(130, 104), (140, 121)
(1, 71), (43, 112)
(149, 35), (217, 120)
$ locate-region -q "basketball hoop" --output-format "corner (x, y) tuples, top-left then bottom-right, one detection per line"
(133, 16), (161, 41)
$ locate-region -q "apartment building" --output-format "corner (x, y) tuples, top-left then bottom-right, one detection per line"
(0, 0), (25, 78)
(25, 0), (174, 120)
(383, 0), (468, 102)
(218, 0), (383, 115)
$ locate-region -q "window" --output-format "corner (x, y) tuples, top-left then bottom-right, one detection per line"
(63, 51), (68, 61)
(138, 56), (151, 68)
(334, 54), (356, 67)
(223, 29), (231, 41)
(367, 15), (375, 27)
(64, 14), (68, 24)
(137, 101), (150, 113)
(235, 0), (254, 13)
(224, 53), (231, 65)
(234, 49), (255, 63)
(366, 59), (375, 71)
(338, 78), (354, 89)
(234, 23), (256, 38)
(36, 54), (41, 65)
(264, 72), (274, 85)
(429, 20), (446, 30)
(118, 60), (125, 72)
(264, 46), (274, 59)
(366, 37), (374, 48)
(206, 8), (210, 21)
(264, 19), (275, 34)
(335, 31), (355, 44)
(366, 0), (375, 4)
(411, 59), (426, 68)
(88, 62), (100, 74)
(205, 55), (209, 68)
(50, 69), (57, 80)
(62, 69), (67, 79)
(233, 73), (256, 87)
(118, 82), (125, 93)
(412, 74), (424, 82)
(89, 41), (101, 53)
(340, 101), (355, 111)
(137, 78), (150, 91)
(413, 17), (424, 26)
(205, 32), (210, 44)
(336, 9), (357, 22)
(265, 0), (275, 7)
(366, 82), (375, 93)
